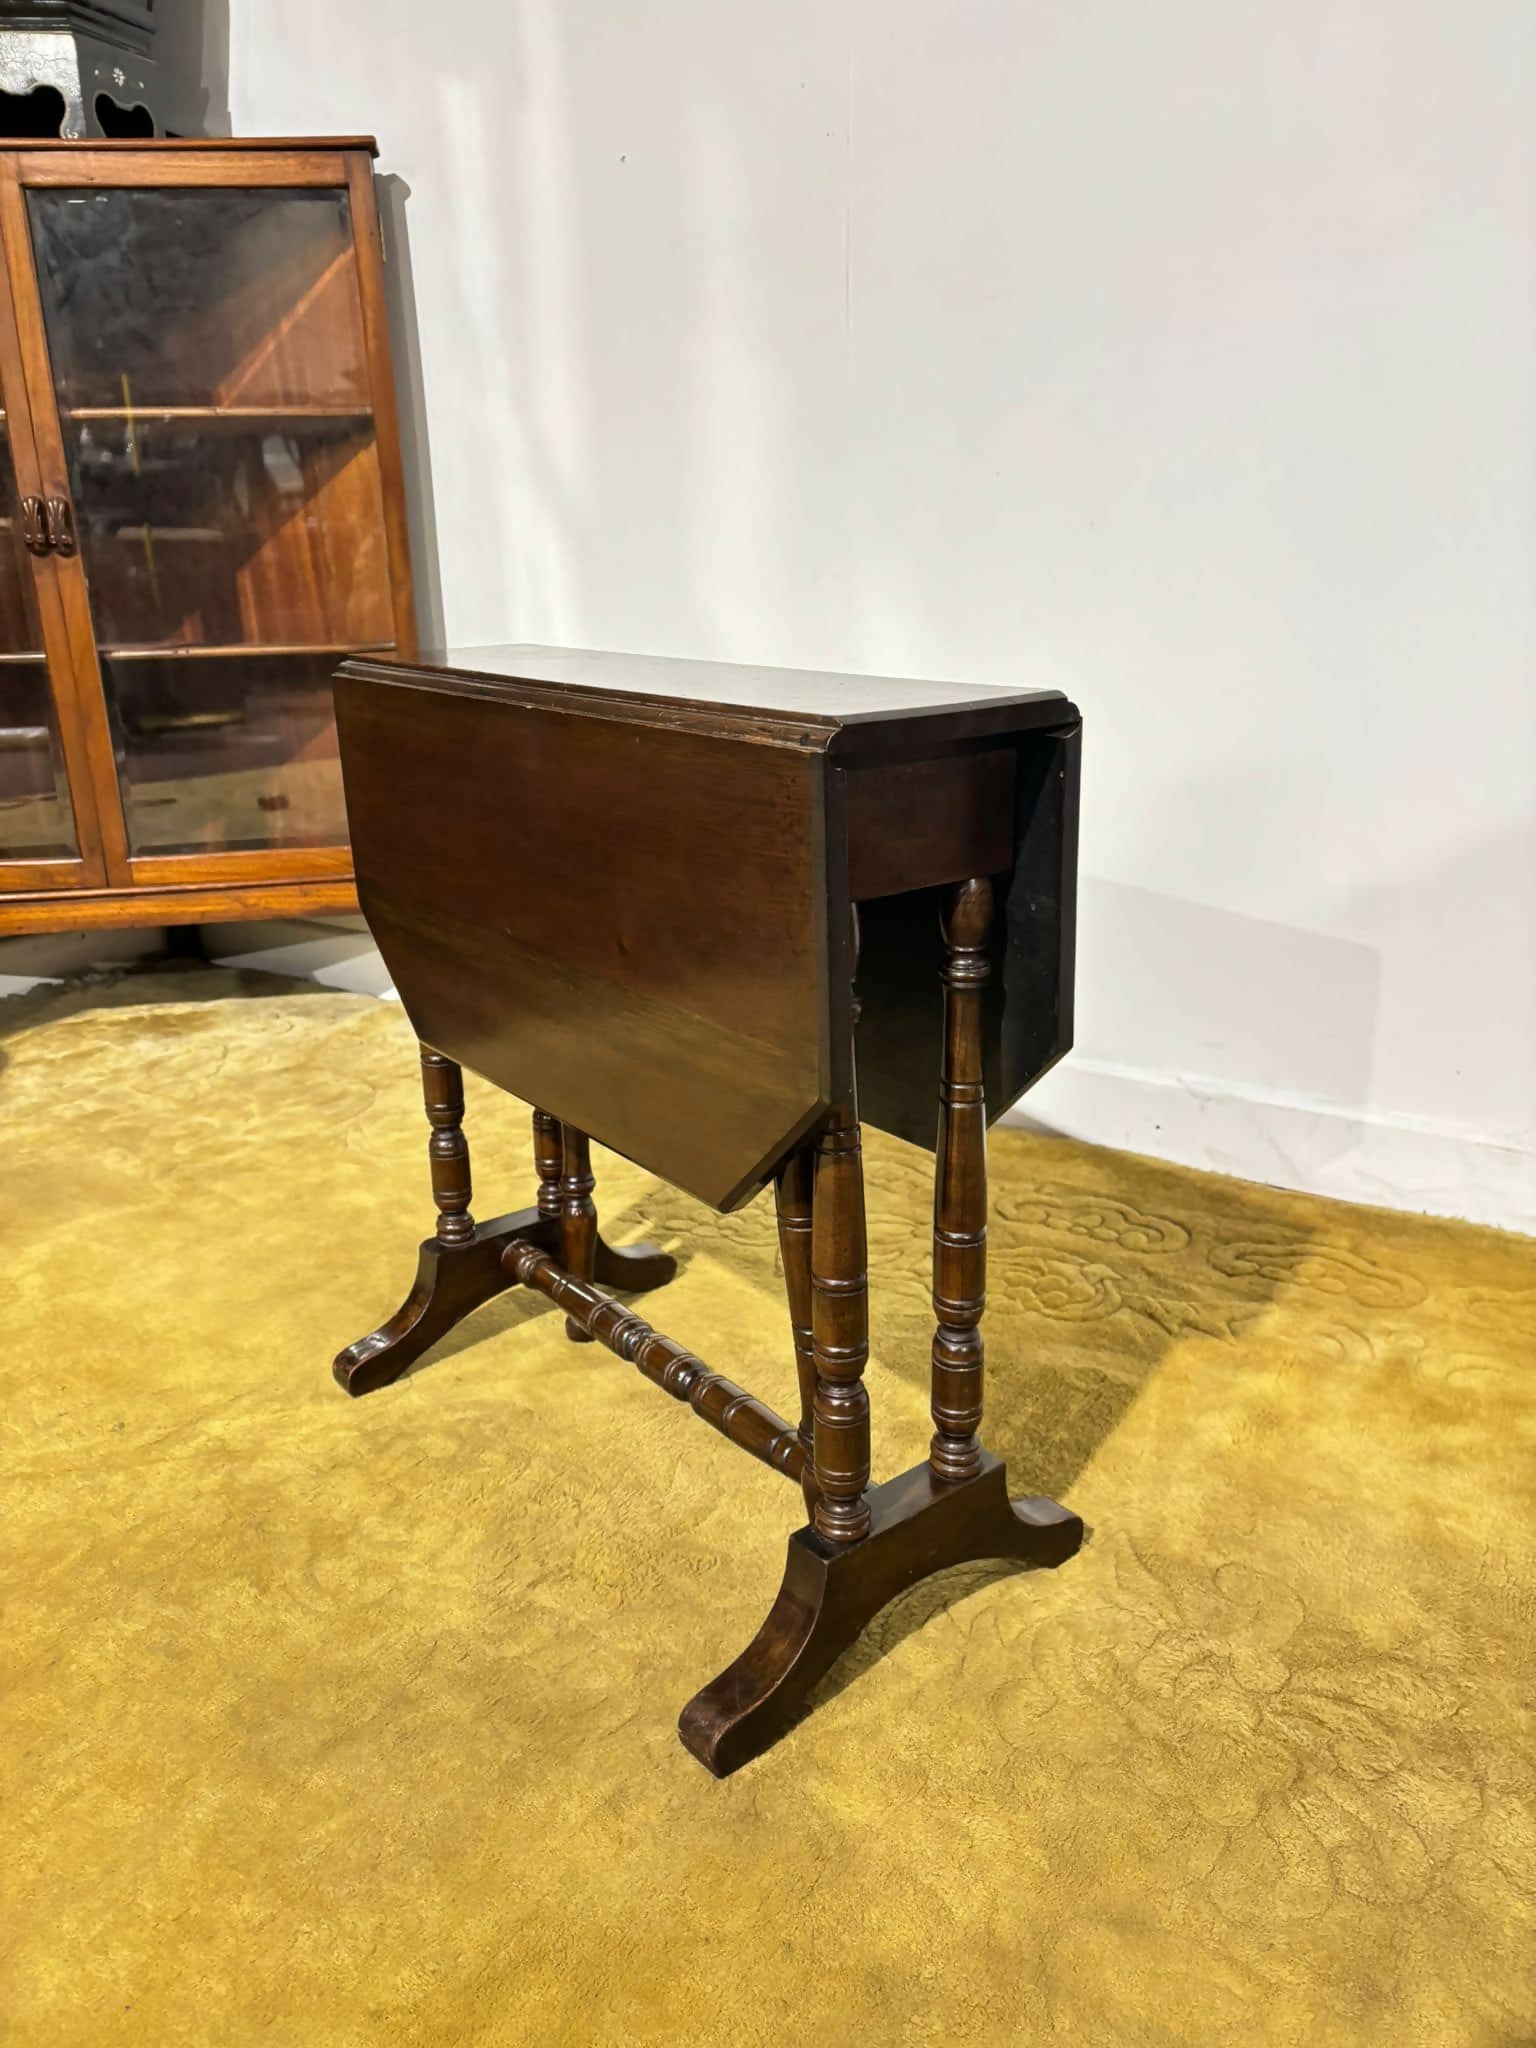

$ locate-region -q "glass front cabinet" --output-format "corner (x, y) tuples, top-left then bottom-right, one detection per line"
(0, 138), (414, 933)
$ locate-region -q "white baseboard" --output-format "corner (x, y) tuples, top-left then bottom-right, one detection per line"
(0, 928), (166, 998)
(1009, 1059), (1535, 1236)
(202, 919), (396, 997)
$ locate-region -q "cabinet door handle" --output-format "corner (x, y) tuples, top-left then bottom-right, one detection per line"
(21, 494), (48, 554)
(43, 496), (77, 556)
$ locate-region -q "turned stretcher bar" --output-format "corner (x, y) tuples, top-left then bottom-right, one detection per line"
(504, 1239), (807, 1483)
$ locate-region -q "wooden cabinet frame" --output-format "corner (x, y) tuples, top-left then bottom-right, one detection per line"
(0, 137), (415, 933)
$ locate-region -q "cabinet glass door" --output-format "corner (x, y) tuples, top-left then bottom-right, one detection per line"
(22, 179), (396, 860)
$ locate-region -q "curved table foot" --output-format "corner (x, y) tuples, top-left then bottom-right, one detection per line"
(594, 1238), (677, 1293)
(678, 1452), (1082, 1777)
(334, 1207), (556, 1396)
(334, 1217), (678, 1397)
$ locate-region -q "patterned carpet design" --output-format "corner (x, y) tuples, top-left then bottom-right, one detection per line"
(3, 971), (1532, 2045)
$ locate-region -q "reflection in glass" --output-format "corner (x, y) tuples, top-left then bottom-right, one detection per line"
(103, 651), (355, 854)
(25, 184), (392, 858)
(61, 417), (393, 651)
(0, 426), (75, 859)
(26, 187), (370, 411)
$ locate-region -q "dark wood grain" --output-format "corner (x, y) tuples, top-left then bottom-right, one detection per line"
(338, 651), (1080, 1178)
(844, 747), (1014, 901)
(335, 676), (829, 1212)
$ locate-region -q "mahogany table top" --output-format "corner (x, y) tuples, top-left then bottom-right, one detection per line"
(334, 646), (1081, 1210)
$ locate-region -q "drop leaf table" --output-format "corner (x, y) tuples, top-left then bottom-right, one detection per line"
(332, 644), (1085, 1775)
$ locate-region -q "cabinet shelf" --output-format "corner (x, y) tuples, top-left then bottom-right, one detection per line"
(64, 404), (375, 424)
(101, 640), (395, 662)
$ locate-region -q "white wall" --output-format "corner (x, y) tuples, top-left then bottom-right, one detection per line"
(226, 0), (1536, 1230)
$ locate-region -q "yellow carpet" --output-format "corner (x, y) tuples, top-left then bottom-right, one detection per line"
(3, 970), (1533, 2047)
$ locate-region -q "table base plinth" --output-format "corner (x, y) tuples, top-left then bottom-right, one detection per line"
(334, 1209), (676, 1397)
(679, 1453), (1083, 1776)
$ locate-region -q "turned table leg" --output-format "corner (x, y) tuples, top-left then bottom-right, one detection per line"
(774, 1143), (819, 1516)
(333, 1072), (677, 1398)
(537, 1105), (675, 1301)
(677, 889), (1083, 1778)
(421, 1046), (475, 1246)
(334, 1043), (539, 1396)
(811, 909), (872, 1545)
(810, 1102), (872, 1544)
(930, 878), (991, 1482)
(532, 1107), (564, 1223)
(559, 1125), (598, 1342)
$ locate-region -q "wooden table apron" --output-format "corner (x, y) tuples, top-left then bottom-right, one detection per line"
(330, 644), (1086, 1776)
